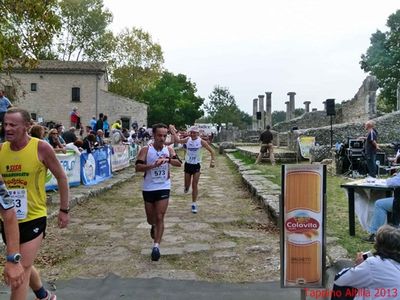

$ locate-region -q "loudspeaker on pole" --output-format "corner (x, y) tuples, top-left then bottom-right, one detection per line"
(326, 99), (335, 116)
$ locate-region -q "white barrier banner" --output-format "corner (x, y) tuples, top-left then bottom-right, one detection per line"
(45, 151), (81, 191)
(111, 144), (130, 171)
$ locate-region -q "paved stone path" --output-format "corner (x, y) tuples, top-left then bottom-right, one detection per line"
(34, 152), (281, 284)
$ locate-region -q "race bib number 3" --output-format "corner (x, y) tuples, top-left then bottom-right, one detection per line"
(10, 189), (28, 220)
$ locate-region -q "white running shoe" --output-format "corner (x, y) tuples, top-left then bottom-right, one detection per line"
(191, 203), (198, 213)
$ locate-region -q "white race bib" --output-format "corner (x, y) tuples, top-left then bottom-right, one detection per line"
(10, 189), (28, 220)
(187, 150), (199, 164)
(150, 166), (168, 183)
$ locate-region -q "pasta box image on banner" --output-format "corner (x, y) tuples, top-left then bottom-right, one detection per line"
(280, 164), (326, 288)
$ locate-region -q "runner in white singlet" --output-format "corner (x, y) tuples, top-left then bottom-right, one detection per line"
(135, 123), (182, 261)
(169, 125), (215, 213)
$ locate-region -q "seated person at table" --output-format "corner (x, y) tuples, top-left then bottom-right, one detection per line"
(362, 172), (400, 242)
(333, 225), (400, 299)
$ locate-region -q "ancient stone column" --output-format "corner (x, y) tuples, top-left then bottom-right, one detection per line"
(287, 92), (296, 120)
(253, 98), (258, 130)
(303, 101), (311, 113)
(265, 92), (272, 126)
(258, 95), (265, 129)
(323, 101), (326, 112)
(285, 101), (290, 121)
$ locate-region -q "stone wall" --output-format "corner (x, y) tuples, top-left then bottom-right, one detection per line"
(337, 76), (378, 124)
(272, 76), (378, 132)
(99, 90), (147, 128)
(272, 111), (333, 132)
(287, 110), (400, 147)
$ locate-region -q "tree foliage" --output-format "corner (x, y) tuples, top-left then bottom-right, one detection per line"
(360, 9), (400, 111)
(0, 0), (61, 69)
(56, 0), (114, 61)
(272, 111), (286, 125)
(108, 27), (164, 101)
(142, 72), (204, 128)
(204, 86), (250, 129)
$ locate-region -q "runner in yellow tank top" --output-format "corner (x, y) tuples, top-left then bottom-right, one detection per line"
(0, 108), (70, 300)
(0, 138), (47, 222)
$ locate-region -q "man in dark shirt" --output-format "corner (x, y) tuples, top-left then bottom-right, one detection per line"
(255, 125), (275, 165)
(363, 120), (379, 177)
(96, 113), (104, 133)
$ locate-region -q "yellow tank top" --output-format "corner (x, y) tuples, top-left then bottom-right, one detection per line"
(0, 138), (47, 223)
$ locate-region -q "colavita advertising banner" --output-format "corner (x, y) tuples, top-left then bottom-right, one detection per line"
(280, 164), (326, 288)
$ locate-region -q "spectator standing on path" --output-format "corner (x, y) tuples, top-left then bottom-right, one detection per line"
(96, 113), (104, 135)
(0, 107), (70, 300)
(0, 90), (12, 124)
(362, 120), (379, 178)
(0, 90), (12, 141)
(70, 106), (80, 128)
(169, 125), (215, 214)
(255, 125), (275, 165)
(135, 123), (182, 261)
(103, 115), (110, 138)
(89, 116), (97, 131)
(111, 119), (122, 130)
(332, 225), (400, 300)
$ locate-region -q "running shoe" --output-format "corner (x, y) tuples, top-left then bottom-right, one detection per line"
(150, 225), (155, 239)
(184, 187), (189, 193)
(191, 203), (198, 214)
(35, 290), (56, 300)
(151, 247), (160, 261)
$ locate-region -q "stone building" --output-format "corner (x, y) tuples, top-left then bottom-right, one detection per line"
(0, 60), (147, 129)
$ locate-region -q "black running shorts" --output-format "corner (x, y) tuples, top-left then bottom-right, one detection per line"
(142, 189), (170, 203)
(184, 162), (201, 175)
(1, 216), (47, 244)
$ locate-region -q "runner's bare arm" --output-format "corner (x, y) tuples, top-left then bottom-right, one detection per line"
(38, 141), (70, 228)
(0, 208), (24, 288)
(201, 139), (216, 167)
(168, 146), (182, 167)
(168, 125), (189, 144)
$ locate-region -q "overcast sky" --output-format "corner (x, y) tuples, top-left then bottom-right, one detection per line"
(103, 0), (399, 115)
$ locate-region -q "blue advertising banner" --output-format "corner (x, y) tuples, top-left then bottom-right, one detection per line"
(81, 146), (112, 185)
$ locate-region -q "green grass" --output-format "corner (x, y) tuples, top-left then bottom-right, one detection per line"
(230, 151), (374, 258)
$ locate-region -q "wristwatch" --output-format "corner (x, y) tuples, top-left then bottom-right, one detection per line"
(6, 253), (22, 263)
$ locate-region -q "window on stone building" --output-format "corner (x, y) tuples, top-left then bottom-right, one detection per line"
(121, 117), (130, 129)
(31, 113), (37, 120)
(31, 83), (37, 91)
(72, 87), (80, 102)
